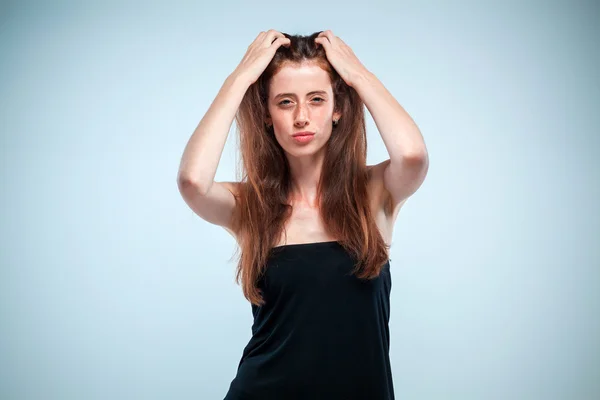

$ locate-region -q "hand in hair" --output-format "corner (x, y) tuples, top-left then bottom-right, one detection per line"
(314, 30), (369, 88)
(232, 29), (291, 85)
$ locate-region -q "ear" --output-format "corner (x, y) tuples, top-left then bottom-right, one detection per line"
(265, 116), (272, 126)
(333, 110), (342, 121)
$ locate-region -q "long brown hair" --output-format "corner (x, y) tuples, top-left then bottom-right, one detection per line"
(229, 31), (390, 306)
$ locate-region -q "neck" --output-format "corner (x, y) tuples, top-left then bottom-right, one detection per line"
(287, 152), (325, 207)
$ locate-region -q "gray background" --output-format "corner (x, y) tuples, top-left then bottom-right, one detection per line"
(1, 0), (598, 399)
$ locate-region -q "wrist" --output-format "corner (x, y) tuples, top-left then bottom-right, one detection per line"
(350, 68), (374, 88)
(228, 69), (253, 88)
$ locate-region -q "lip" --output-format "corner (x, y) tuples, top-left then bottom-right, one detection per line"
(292, 131), (315, 137)
(292, 132), (315, 144)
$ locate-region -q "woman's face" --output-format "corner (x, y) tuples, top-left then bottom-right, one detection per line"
(266, 62), (341, 156)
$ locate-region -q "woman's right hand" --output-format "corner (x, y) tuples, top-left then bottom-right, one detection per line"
(232, 30), (291, 85)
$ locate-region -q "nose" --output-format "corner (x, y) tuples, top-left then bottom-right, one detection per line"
(294, 103), (309, 127)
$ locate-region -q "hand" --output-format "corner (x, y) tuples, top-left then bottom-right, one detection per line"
(232, 30), (291, 85)
(314, 31), (368, 88)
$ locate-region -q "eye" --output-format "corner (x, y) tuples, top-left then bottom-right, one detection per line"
(278, 97), (325, 106)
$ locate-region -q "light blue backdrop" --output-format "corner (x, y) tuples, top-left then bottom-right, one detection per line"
(1, 1), (598, 399)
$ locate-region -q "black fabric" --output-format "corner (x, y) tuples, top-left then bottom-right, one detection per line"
(224, 240), (394, 400)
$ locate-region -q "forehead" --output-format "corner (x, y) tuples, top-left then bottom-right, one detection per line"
(269, 63), (332, 97)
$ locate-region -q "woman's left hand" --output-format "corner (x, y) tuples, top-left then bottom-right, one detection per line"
(314, 30), (369, 88)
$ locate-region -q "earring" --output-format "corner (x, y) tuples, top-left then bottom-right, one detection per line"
(333, 119), (339, 126)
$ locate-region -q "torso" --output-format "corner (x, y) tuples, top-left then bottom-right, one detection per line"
(231, 160), (405, 249)
(272, 165), (393, 247)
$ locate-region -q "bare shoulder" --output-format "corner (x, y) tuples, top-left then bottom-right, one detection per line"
(178, 179), (243, 241)
(367, 160), (408, 223)
(221, 181), (242, 196)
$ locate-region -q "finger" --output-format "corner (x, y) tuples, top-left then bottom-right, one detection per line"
(314, 37), (331, 51)
(248, 31), (265, 49)
(271, 36), (291, 48)
(263, 29), (285, 46)
(317, 30), (334, 44)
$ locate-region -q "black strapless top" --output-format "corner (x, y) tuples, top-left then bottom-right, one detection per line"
(224, 241), (394, 400)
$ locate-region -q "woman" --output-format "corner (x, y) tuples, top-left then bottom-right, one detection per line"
(177, 30), (428, 400)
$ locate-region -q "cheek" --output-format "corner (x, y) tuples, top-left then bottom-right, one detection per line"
(313, 108), (331, 122)
(270, 111), (287, 126)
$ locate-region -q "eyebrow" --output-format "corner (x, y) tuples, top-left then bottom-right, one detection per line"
(273, 90), (328, 100)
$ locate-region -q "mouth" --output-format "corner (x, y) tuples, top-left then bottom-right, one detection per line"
(292, 131), (315, 137)
(291, 132), (316, 144)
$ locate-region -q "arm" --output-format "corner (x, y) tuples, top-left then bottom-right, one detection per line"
(177, 72), (250, 194)
(177, 30), (290, 237)
(314, 30), (429, 206)
(352, 70), (429, 204)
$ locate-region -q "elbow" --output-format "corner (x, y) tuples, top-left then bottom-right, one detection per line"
(177, 171), (194, 186)
(401, 148), (428, 166)
(177, 173), (210, 196)
(177, 172), (197, 189)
